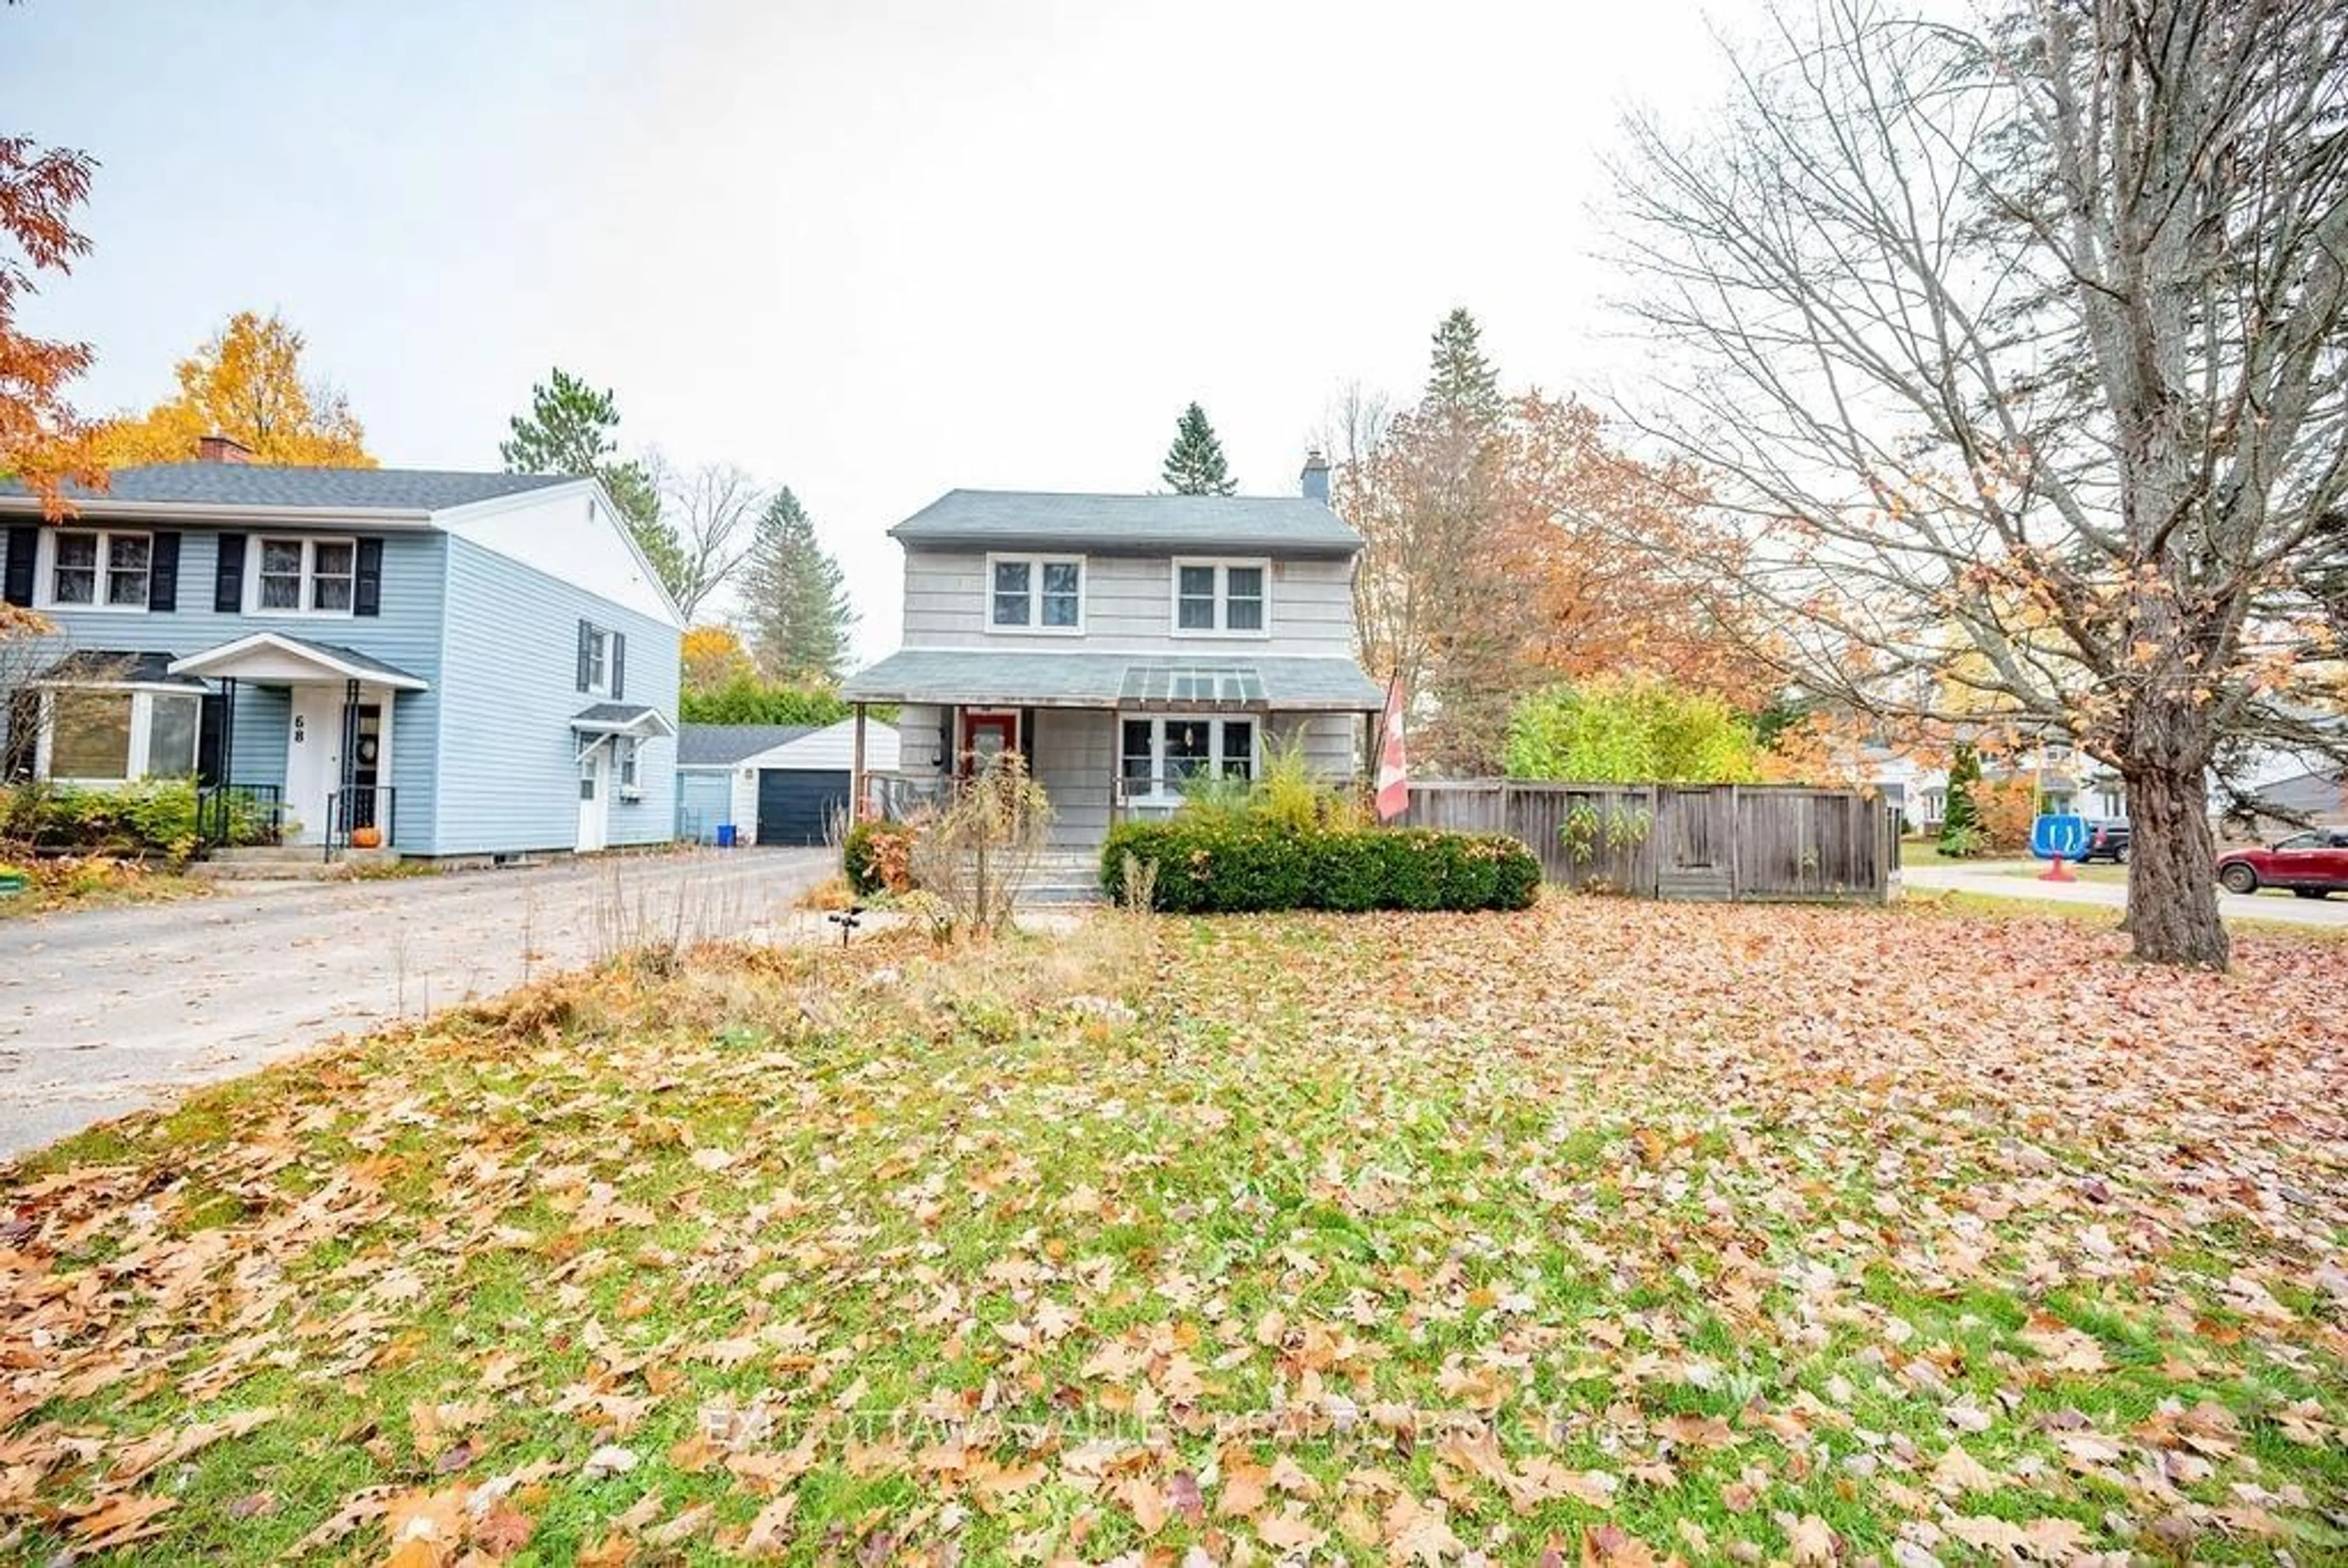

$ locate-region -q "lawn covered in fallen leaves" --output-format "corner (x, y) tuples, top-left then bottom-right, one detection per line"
(4, 899), (2344, 1566)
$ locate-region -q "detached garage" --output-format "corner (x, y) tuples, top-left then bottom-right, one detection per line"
(675, 720), (899, 846)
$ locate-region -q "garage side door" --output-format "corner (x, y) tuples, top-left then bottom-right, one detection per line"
(755, 768), (850, 847)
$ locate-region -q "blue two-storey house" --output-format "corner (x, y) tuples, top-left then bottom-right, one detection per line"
(1, 442), (682, 859)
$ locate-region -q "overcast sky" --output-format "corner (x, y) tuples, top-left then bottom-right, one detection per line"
(9, 0), (1728, 658)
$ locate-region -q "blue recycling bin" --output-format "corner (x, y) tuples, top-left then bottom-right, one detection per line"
(715, 823), (737, 848)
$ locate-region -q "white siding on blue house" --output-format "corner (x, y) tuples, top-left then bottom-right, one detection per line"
(434, 534), (680, 855)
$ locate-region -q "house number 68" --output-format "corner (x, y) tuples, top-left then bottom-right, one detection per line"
(294, 716), (305, 743)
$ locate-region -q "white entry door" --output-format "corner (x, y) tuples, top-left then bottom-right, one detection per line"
(575, 743), (610, 853)
(284, 686), (344, 845)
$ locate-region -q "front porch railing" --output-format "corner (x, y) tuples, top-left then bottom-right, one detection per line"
(858, 770), (960, 823)
(196, 783), (285, 851)
(324, 786), (397, 861)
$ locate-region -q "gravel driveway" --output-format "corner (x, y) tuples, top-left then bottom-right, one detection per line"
(0, 847), (830, 1160)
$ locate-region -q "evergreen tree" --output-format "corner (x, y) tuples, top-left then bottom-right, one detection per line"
(499, 368), (673, 572)
(1940, 743), (1984, 855)
(1424, 307), (1502, 424)
(742, 487), (855, 681)
(1159, 402), (1237, 495)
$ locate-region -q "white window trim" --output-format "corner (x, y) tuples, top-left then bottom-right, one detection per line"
(617, 736), (643, 800)
(1116, 712), (1260, 806)
(32, 683), (204, 786)
(1168, 556), (1272, 639)
(983, 552), (1086, 636)
(585, 625), (615, 698)
(245, 534), (360, 619)
(34, 526), (153, 614)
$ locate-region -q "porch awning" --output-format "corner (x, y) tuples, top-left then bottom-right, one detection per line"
(841, 650), (1384, 712)
(167, 632), (427, 690)
(35, 650), (209, 690)
(571, 702), (677, 741)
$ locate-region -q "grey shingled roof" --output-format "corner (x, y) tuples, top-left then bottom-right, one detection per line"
(289, 639), (429, 685)
(842, 650), (1383, 710)
(677, 723), (821, 767)
(890, 490), (1362, 555)
(37, 650), (208, 688)
(0, 464), (578, 513)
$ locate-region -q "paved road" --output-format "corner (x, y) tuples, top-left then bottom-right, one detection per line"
(0, 848), (830, 1160)
(1902, 859), (2348, 930)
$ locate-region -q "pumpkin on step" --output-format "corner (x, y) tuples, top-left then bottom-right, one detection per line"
(350, 826), (383, 850)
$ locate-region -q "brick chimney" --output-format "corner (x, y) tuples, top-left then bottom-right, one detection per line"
(1299, 447), (1331, 505)
(196, 433), (254, 465)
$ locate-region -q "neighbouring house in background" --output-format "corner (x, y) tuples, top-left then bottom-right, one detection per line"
(1, 440), (682, 858)
(842, 454), (1384, 852)
(675, 719), (900, 845)
(1853, 737), (2122, 833)
(2222, 767), (2347, 839)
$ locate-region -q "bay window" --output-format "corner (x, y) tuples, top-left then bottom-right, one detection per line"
(988, 554), (1083, 631)
(1119, 715), (1256, 799)
(1172, 558), (1268, 635)
(40, 687), (201, 782)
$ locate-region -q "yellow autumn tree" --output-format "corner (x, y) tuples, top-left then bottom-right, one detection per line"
(680, 624), (755, 694)
(91, 310), (374, 468)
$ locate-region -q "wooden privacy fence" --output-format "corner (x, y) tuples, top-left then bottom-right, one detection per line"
(1402, 781), (1897, 903)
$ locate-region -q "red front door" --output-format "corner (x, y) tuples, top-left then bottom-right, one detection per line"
(961, 712), (1019, 776)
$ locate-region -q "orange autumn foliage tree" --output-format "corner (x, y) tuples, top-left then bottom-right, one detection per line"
(0, 133), (103, 517)
(1343, 383), (1771, 771)
(92, 310), (374, 469)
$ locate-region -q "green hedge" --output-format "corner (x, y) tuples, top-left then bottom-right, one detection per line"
(0, 779), (250, 862)
(1100, 820), (1541, 913)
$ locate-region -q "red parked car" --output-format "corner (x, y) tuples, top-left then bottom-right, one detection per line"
(2214, 829), (2348, 897)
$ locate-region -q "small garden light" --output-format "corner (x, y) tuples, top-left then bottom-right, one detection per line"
(826, 905), (865, 948)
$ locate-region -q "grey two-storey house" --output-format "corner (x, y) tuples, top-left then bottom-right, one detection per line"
(1, 445), (682, 858)
(842, 455), (1384, 849)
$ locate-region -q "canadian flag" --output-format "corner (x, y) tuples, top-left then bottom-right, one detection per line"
(1374, 675), (1409, 822)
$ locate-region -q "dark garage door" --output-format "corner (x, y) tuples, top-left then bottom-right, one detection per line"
(755, 768), (850, 846)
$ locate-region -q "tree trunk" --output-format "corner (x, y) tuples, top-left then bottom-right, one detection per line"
(2121, 756), (2229, 968)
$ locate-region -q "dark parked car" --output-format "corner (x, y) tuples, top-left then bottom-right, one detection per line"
(2075, 818), (2131, 863)
(2215, 829), (2348, 897)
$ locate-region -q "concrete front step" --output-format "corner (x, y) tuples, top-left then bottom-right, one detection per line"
(192, 846), (400, 882)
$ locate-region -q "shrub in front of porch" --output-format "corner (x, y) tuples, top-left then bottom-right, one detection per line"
(842, 819), (918, 896)
(1101, 820), (1539, 913)
(0, 779), (220, 861)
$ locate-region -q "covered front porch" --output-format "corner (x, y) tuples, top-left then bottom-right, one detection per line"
(841, 652), (1385, 852)
(167, 633), (428, 853)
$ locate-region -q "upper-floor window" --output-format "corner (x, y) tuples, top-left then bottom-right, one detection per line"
(989, 554), (1083, 632)
(585, 626), (613, 694)
(1172, 558), (1268, 635)
(252, 536), (356, 614)
(49, 529), (152, 609)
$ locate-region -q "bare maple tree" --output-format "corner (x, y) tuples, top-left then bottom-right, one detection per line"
(1609, 0), (2348, 966)
(650, 458), (764, 622)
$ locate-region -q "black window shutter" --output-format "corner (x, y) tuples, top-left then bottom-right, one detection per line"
(214, 533), (247, 613)
(148, 531), (180, 612)
(353, 537), (383, 617)
(2, 526), (34, 608)
(577, 620), (593, 693)
(611, 631), (626, 701)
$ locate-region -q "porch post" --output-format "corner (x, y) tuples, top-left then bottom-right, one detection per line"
(850, 701), (867, 822)
(341, 677), (360, 841)
(1105, 708), (1120, 830)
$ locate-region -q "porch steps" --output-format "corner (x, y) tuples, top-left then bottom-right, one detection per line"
(1014, 851), (1106, 908)
(191, 846), (401, 882)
